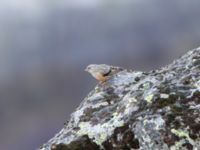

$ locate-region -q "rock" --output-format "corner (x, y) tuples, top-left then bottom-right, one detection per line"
(39, 47), (200, 150)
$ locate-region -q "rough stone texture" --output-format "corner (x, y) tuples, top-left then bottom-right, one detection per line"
(39, 47), (200, 150)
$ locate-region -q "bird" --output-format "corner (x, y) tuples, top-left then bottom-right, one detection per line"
(85, 64), (124, 83)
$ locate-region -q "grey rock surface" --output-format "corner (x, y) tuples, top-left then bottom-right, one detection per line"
(39, 47), (200, 150)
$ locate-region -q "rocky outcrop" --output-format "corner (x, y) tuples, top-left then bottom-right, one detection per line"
(39, 47), (200, 150)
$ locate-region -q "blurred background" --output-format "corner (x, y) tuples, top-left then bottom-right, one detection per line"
(0, 0), (200, 149)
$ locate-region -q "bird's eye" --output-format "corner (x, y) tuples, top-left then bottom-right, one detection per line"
(86, 66), (91, 71)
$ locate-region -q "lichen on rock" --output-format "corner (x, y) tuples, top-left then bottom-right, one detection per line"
(39, 47), (200, 150)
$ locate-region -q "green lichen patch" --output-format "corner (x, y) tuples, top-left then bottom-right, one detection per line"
(171, 129), (189, 138)
(144, 94), (154, 104)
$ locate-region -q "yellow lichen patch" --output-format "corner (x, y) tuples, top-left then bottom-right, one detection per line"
(94, 86), (101, 93)
(171, 129), (189, 138)
(112, 112), (118, 117)
(79, 122), (89, 129)
(145, 94), (154, 103)
(143, 82), (151, 90)
(95, 133), (107, 145)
